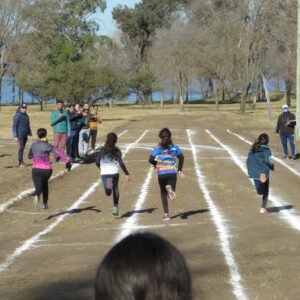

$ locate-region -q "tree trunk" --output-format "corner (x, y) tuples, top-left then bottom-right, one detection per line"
(160, 90), (164, 108)
(275, 76), (280, 92)
(240, 83), (251, 113)
(0, 77), (2, 112)
(12, 74), (16, 104)
(109, 98), (113, 108)
(285, 79), (292, 107)
(145, 93), (152, 105)
(179, 71), (184, 112)
(40, 98), (44, 111)
(136, 90), (142, 105)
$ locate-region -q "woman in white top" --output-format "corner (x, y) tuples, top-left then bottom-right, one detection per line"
(96, 133), (131, 216)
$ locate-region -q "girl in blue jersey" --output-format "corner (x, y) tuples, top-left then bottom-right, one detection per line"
(149, 128), (185, 221)
(96, 132), (131, 216)
(246, 133), (274, 214)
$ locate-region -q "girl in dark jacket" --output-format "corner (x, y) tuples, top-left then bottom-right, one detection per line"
(246, 133), (274, 214)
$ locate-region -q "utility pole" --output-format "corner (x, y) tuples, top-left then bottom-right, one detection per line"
(297, 0), (300, 139)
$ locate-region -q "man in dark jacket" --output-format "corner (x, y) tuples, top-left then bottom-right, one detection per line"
(276, 104), (297, 159)
(12, 103), (32, 167)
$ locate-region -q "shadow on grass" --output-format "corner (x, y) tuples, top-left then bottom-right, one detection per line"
(0, 154), (12, 158)
(120, 207), (157, 218)
(267, 205), (294, 213)
(46, 206), (101, 220)
(171, 209), (210, 220)
(23, 277), (94, 300)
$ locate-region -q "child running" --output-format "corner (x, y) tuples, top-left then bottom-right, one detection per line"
(28, 128), (71, 209)
(246, 133), (274, 214)
(96, 132), (131, 216)
(149, 128), (185, 221)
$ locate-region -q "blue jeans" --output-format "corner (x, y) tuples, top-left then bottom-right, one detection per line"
(18, 136), (28, 163)
(253, 178), (269, 208)
(67, 130), (79, 159)
(280, 132), (296, 157)
(101, 174), (120, 206)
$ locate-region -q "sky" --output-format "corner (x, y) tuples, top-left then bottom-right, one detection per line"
(95, 0), (141, 36)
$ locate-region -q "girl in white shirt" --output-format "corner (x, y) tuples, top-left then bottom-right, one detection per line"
(96, 133), (131, 216)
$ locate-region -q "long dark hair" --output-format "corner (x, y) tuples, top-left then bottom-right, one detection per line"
(103, 133), (119, 159)
(94, 232), (192, 300)
(251, 133), (269, 153)
(159, 128), (173, 148)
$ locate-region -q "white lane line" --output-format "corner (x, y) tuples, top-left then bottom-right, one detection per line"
(206, 130), (300, 232)
(187, 129), (248, 300)
(115, 168), (153, 243)
(96, 222), (205, 231)
(227, 129), (300, 178)
(33, 241), (112, 248)
(0, 131), (148, 273)
(0, 130), (129, 214)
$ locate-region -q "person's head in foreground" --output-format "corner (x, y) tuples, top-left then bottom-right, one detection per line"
(94, 232), (192, 300)
(159, 127), (173, 148)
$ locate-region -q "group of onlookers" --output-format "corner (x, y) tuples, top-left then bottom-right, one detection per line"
(51, 101), (102, 162)
(12, 100), (102, 167)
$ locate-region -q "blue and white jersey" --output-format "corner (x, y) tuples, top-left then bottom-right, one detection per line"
(151, 144), (182, 175)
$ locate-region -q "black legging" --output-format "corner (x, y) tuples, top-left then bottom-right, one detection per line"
(254, 178), (269, 208)
(158, 173), (177, 213)
(101, 174), (120, 206)
(32, 169), (52, 204)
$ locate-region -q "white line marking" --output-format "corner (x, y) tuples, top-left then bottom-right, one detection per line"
(33, 241), (112, 248)
(207, 130), (300, 232)
(115, 168), (153, 243)
(227, 129), (300, 178)
(0, 130), (130, 214)
(187, 129), (248, 300)
(96, 222), (205, 231)
(0, 131), (148, 273)
(6, 209), (49, 215)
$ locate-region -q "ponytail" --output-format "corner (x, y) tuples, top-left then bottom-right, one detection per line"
(103, 133), (119, 159)
(159, 128), (173, 148)
(251, 133), (269, 153)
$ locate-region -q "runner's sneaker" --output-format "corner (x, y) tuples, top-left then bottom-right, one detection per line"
(43, 203), (48, 209)
(19, 162), (26, 168)
(33, 196), (39, 209)
(163, 213), (170, 221)
(165, 185), (176, 200)
(259, 208), (268, 214)
(107, 177), (113, 189)
(112, 206), (119, 216)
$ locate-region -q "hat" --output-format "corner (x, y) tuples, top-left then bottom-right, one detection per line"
(282, 104), (288, 109)
(56, 100), (64, 104)
(21, 103), (27, 108)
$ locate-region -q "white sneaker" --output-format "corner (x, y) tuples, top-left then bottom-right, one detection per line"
(33, 196), (39, 209)
(43, 203), (48, 209)
(163, 213), (171, 221)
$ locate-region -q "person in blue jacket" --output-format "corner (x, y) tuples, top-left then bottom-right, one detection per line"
(12, 103), (32, 167)
(246, 133), (274, 214)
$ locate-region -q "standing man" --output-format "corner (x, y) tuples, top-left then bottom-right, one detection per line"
(276, 104), (297, 159)
(68, 103), (82, 162)
(12, 103), (32, 167)
(50, 100), (71, 161)
(89, 104), (102, 152)
(78, 103), (91, 160)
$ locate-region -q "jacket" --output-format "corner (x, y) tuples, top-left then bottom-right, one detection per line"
(69, 110), (83, 131)
(89, 114), (101, 131)
(28, 140), (70, 170)
(246, 145), (274, 179)
(51, 109), (71, 134)
(12, 111), (32, 138)
(276, 112), (296, 134)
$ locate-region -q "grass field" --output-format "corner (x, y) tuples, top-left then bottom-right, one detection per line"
(1, 99), (300, 300)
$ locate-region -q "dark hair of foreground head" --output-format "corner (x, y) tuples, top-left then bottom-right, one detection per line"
(94, 232), (192, 300)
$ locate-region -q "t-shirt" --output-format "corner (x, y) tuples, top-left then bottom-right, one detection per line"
(151, 144), (182, 175)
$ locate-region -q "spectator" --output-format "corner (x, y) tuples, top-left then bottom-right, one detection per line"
(94, 232), (192, 300)
(12, 103), (32, 167)
(78, 103), (91, 160)
(89, 104), (102, 152)
(276, 104), (297, 159)
(50, 100), (71, 161)
(68, 103), (82, 162)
